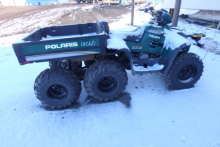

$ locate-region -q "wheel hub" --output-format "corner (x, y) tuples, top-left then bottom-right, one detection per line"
(98, 76), (117, 92)
(178, 65), (196, 83)
(47, 85), (68, 100)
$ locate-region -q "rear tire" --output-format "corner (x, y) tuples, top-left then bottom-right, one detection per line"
(84, 60), (128, 101)
(76, 0), (81, 3)
(34, 69), (81, 109)
(166, 53), (203, 89)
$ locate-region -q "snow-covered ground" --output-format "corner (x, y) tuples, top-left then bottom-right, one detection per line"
(1, 5), (220, 147)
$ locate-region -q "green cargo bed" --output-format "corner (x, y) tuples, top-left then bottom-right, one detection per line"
(12, 20), (109, 65)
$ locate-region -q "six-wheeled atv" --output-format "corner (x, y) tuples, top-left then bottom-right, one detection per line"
(12, 9), (204, 109)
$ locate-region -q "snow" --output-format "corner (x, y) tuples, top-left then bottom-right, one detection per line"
(176, 19), (220, 54)
(41, 33), (98, 41)
(163, 29), (192, 50)
(107, 24), (158, 49)
(107, 25), (146, 49)
(107, 10), (194, 51)
(1, 44), (220, 147)
(1, 4), (220, 147)
(80, 5), (93, 12)
(133, 63), (164, 71)
(107, 32), (129, 49)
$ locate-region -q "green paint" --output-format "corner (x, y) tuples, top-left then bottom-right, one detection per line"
(22, 38), (100, 55)
(126, 25), (173, 57)
(77, 48), (101, 53)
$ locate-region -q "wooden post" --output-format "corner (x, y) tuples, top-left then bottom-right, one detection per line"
(131, 0), (134, 25)
(172, 0), (182, 27)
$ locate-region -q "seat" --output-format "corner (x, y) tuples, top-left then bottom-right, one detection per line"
(123, 27), (145, 43)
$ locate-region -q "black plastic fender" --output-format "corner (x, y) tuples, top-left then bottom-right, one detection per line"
(161, 44), (190, 74)
(113, 49), (138, 75)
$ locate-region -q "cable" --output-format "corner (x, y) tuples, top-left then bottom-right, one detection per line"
(203, 22), (220, 61)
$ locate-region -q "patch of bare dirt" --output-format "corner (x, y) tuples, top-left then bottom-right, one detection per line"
(0, 5), (54, 20)
(0, 4), (131, 37)
(56, 5), (131, 25)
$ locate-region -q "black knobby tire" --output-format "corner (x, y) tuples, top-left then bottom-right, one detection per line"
(84, 60), (128, 101)
(166, 53), (204, 89)
(34, 69), (81, 109)
(76, 0), (81, 3)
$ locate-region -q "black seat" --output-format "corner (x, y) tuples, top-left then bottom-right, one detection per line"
(96, 19), (110, 34)
(124, 27), (145, 43)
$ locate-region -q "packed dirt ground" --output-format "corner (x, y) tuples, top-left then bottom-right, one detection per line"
(0, 5), (51, 20)
(0, 4), (131, 37)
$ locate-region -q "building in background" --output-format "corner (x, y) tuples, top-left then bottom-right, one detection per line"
(163, 0), (219, 11)
(163, 0), (220, 25)
(26, 0), (60, 5)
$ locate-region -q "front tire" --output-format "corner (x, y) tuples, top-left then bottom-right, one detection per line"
(166, 53), (204, 89)
(84, 60), (128, 101)
(34, 69), (81, 109)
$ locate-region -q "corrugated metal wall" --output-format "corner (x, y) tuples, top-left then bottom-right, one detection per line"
(163, 0), (220, 11)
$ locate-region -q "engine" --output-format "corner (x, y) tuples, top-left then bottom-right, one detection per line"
(133, 52), (159, 60)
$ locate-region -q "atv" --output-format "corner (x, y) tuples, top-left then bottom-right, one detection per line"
(12, 9), (204, 109)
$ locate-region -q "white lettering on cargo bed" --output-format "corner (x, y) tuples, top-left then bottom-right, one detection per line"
(81, 41), (96, 47)
(45, 42), (78, 50)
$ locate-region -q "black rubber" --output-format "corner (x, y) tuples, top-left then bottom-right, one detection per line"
(49, 60), (59, 69)
(49, 60), (81, 70)
(166, 53), (203, 89)
(49, 60), (68, 69)
(34, 69), (81, 109)
(84, 60), (95, 67)
(84, 60), (128, 101)
(76, 0), (81, 3)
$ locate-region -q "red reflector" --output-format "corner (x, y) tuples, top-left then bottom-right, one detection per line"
(23, 62), (30, 64)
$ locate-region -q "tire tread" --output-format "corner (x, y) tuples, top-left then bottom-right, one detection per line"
(166, 53), (204, 89)
(34, 69), (81, 109)
(84, 60), (128, 101)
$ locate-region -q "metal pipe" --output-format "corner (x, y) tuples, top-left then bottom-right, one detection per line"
(172, 0), (182, 27)
(131, 0), (135, 25)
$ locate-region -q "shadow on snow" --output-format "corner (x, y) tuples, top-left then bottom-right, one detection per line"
(42, 92), (132, 111)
